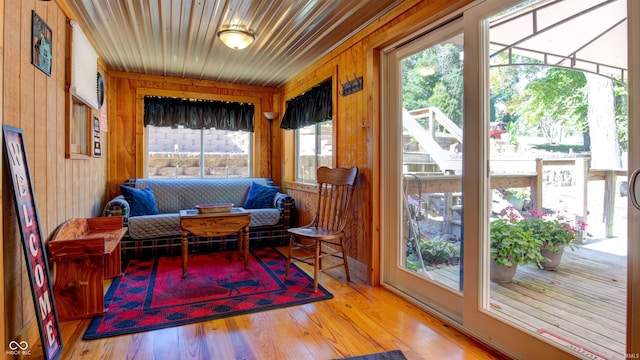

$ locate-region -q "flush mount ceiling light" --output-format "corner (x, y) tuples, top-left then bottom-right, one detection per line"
(217, 27), (255, 50)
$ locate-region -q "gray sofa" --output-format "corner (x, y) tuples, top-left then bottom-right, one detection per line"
(103, 178), (295, 258)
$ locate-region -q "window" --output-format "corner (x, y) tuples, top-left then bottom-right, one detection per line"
(66, 21), (99, 158)
(69, 99), (91, 156)
(143, 95), (255, 178)
(146, 125), (251, 178)
(282, 79), (334, 183)
(295, 120), (333, 183)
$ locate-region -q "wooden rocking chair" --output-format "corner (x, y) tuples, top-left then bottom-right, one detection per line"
(284, 166), (358, 293)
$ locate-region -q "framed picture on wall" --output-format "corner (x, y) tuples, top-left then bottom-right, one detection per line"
(31, 10), (52, 76)
(93, 116), (102, 157)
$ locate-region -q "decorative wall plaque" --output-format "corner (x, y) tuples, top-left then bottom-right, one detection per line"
(93, 116), (102, 157)
(3, 125), (63, 360)
(31, 11), (52, 76)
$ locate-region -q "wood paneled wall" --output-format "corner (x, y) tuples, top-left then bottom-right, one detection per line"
(280, 0), (473, 284)
(105, 72), (280, 200)
(2, 0), (108, 345)
(0, 0), (5, 352)
(0, 0), (475, 346)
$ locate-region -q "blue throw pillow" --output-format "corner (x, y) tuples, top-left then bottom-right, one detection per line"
(243, 182), (279, 209)
(119, 186), (159, 216)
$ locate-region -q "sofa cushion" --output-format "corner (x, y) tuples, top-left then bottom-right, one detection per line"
(127, 178), (272, 213)
(243, 182), (280, 209)
(245, 208), (281, 227)
(127, 208), (281, 240)
(128, 213), (182, 239)
(120, 186), (159, 216)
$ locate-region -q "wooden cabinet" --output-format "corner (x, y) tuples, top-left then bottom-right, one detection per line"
(47, 217), (126, 321)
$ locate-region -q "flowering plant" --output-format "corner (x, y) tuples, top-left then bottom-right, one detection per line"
(490, 217), (544, 267)
(500, 207), (587, 253)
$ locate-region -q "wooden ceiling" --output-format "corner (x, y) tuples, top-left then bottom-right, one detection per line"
(64, 0), (403, 87)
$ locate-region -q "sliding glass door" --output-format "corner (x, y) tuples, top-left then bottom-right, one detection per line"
(463, 1), (633, 358)
(382, 18), (465, 321)
(382, 0), (639, 358)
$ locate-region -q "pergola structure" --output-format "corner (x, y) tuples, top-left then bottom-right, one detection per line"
(490, 0), (627, 81)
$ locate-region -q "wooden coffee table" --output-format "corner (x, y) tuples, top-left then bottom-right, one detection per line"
(179, 208), (251, 277)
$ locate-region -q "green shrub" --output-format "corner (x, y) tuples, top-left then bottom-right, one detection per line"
(418, 239), (460, 266)
(490, 218), (544, 267)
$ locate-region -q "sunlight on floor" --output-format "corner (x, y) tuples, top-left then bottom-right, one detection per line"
(582, 236), (627, 257)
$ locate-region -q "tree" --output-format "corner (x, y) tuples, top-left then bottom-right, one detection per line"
(402, 42), (464, 125)
(585, 73), (621, 168)
(489, 62), (541, 124)
(509, 68), (587, 143)
(428, 82), (458, 122)
(614, 82), (628, 152)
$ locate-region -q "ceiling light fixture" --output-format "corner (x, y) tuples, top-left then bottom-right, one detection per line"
(217, 27), (255, 50)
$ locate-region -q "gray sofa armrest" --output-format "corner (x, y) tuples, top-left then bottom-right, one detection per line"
(103, 195), (131, 226)
(273, 192), (295, 228)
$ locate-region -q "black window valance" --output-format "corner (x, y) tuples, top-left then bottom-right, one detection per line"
(280, 80), (332, 130)
(144, 96), (254, 132)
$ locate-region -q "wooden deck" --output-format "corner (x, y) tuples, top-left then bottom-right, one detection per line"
(430, 246), (627, 359)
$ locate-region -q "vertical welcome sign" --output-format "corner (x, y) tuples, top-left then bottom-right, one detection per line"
(3, 126), (62, 360)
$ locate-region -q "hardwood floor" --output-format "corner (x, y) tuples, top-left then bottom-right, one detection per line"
(38, 251), (506, 360)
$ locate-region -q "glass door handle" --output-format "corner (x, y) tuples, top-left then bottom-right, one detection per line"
(630, 168), (640, 210)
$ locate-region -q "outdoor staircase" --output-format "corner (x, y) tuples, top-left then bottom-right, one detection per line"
(402, 107), (462, 174)
(402, 107), (464, 238)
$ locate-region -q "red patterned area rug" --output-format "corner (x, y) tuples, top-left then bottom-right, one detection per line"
(83, 247), (333, 339)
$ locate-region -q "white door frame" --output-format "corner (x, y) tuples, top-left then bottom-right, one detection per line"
(381, 0), (638, 357)
(381, 17), (465, 322)
(463, 0), (638, 358)
(626, 0), (640, 355)
(459, 1), (568, 358)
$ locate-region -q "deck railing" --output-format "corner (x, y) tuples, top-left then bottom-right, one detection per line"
(403, 157), (627, 239)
